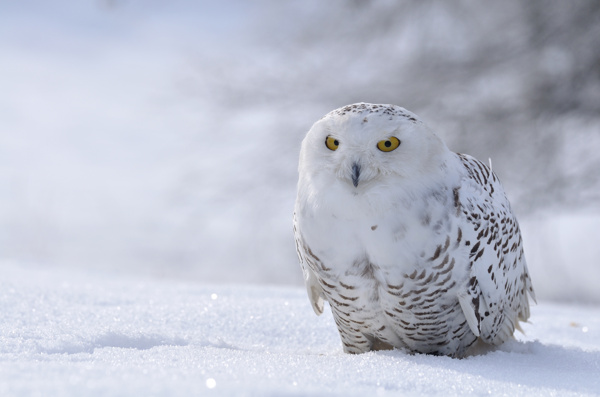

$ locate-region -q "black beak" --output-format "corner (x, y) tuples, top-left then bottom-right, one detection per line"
(352, 162), (361, 187)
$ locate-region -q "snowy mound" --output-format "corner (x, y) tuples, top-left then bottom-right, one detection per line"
(1, 264), (599, 396)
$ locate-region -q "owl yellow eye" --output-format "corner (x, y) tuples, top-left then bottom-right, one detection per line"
(377, 137), (400, 152)
(325, 136), (340, 151)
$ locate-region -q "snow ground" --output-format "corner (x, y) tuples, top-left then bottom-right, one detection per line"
(1, 263), (599, 397)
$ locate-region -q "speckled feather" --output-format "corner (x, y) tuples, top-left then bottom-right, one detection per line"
(294, 103), (535, 357)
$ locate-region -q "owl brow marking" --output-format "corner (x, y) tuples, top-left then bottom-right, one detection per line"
(388, 127), (401, 137)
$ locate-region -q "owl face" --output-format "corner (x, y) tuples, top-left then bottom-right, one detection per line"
(299, 104), (448, 193)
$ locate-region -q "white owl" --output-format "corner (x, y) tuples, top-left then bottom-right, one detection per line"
(293, 103), (535, 357)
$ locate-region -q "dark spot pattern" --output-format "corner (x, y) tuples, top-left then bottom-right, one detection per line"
(324, 103), (421, 125)
(456, 153), (535, 345)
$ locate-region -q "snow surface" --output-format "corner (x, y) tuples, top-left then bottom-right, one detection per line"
(1, 263), (599, 397)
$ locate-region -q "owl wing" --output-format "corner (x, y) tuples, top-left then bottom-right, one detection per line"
(455, 154), (536, 344)
(293, 212), (325, 315)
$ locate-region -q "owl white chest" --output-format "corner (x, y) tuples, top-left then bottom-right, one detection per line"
(298, 178), (456, 277)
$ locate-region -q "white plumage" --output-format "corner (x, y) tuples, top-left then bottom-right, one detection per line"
(293, 103), (535, 357)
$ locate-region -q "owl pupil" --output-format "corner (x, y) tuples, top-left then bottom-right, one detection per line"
(334, 140), (339, 146)
(384, 141), (391, 147)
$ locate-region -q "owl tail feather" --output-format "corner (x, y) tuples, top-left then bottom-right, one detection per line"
(305, 269), (325, 315)
(458, 291), (481, 337)
(308, 285), (325, 315)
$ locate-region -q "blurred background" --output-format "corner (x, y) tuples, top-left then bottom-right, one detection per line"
(1, 0), (599, 302)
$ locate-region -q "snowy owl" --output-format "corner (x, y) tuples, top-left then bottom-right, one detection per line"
(293, 103), (535, 357)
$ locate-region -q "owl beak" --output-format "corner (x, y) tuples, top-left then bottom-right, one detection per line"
(351, 162), (361, 187)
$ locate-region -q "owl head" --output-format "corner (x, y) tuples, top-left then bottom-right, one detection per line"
(298, 103), (449, 195)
